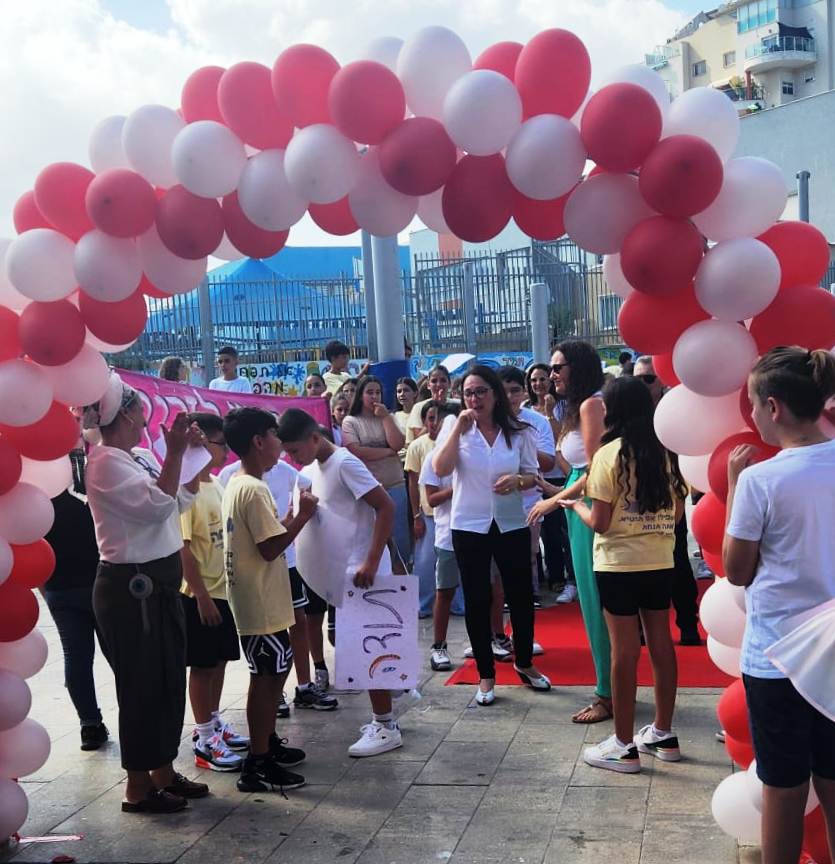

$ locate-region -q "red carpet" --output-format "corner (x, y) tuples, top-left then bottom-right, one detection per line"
(445, 582), (734, 688)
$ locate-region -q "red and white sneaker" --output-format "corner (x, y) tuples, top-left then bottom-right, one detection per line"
(218, 721), (250, 751)
(194, 733), (244, 772)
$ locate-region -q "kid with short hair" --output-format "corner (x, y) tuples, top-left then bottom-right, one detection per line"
(323, 340), (352, 396)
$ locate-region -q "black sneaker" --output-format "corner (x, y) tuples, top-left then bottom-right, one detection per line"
(276, 691), (290, 719)
(533, 594), (543, 609)
(80, 722), (109, 751)
(237, 754), (305, 793)
(293, 684), (339, 711)
(269, 733), (306, 767)
(679, 628), (703, 646)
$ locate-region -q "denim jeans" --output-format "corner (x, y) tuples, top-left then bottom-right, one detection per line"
(44, 587), (104, 727)
(414, 515), (438, 617)
(387, 483), (413, 568)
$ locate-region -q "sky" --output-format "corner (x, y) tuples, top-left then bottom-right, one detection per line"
(0, 0), (703, 247)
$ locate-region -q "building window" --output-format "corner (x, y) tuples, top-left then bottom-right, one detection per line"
(597, 295), (621, 332)
(782, 80), (795, 94)
(693, 60), (707, 76)
(723, 51), (736, 67)
(738, 0), (779, 33)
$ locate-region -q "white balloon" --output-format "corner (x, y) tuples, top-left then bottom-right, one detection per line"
(692, 157), (787, 242)
(6, 229), (76, 301)
(707, 634), (742, 677)
(664, 86), (740, 162)
(361, 36), (403, 72)
(678, 453), (710, 493)
(0, 239), (29, 311)
(746, 760), (819, 815)
(0, 628), (49, 678)
(711, 771), (761, 844)
(673, 320), (758, 397)
(695, 238), (780, 322)
(506, 115), (586, 201)
(699, 578), (747, 648)
(729, 581), (747, 613)
(212, 232), (245, 262)
(0, 539), (11, 587)
(0, 482), (54, 544)
(42, 345), (110, 407)
(564, 174), (654, 255)
(0, 671), (31, 732)
(349, 150), (418, 236)
(85, 331), (137, 354)
(238, 149), (308, 231)
(0, 360), (53, 427)
(20, 456), (72, 499)
(284, 124), (361, 205)
(137, 226), (207, 296)
(122, 104), (185, 188)
(0, 778), (28, 839)
(89, 115), (130, 173)
(442, 70), (521, 156)
(417, 189), (449, 234)
(603, 254), (633, 300)
(0, 718), (51, 778)
(74, 231), (141, 302)
(397, 26), (472, 119)
(172, 120), (247, 199)
(655, 386), (745, 456)
(604, 64), (670, 118)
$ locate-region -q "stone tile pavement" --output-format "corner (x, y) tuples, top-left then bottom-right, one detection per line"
(1, 596), (757, 863)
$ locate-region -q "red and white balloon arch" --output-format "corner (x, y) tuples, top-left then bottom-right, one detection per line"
(1, 24), (834, 850)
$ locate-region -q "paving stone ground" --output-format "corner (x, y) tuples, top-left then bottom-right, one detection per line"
(2, 593), (757, 864)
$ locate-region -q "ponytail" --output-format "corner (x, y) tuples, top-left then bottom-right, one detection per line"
(809, 349), (835, 400)
(752, 346), (835, 421)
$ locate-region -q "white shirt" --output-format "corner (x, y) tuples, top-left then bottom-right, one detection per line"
(519, 407), (555, 517)
(434, 414), (539, 534)
(209, 376), (253, 393)
(85, 445), (195, 565)
(727, 439), (835, 679)
(419, 457), (453, 551)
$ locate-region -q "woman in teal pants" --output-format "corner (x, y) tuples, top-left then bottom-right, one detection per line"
(529, 340), (612, 723)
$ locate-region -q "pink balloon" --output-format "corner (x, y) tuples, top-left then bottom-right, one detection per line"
(0, 779), (28, 839)
(473, 41), (523, 81)
(0, 628), (48, 678)
(221, 192), (289, 259)
(85, 169), (157, 238)
(272, 44), (340, 128)
(13, 190), (53, 234)
(181, 65), (225, 123)
(379, 117), (457, 196)
(515, 29), (590, 119)
(18, 300), (86, 367)
(42, 344), (109, 408)
(155, 186), (224, 260)
(218, 62), (294, 150)
(329, 61), (405, 145)
(136, 226), (207, 295)
(348, 149), (418, 236)
(0, 718), (51, 778)
(442, 154), (514, 243)
(0, 669), (31, 731)
(34, 162), (95, 241)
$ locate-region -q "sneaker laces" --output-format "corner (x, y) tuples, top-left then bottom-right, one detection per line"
(207, 732), (235, 758)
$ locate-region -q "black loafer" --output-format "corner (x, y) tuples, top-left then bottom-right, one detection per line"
(164, 772), (209, 799)
(122, 789), (187, 814)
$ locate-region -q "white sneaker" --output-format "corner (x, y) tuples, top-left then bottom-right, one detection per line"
(430, 643), (452, 670)
(491, 639), (512, 661)
(391, 688), (422, 720)
(695, 560), (714, 580)
(314, 667), (330, 691)
(348, 722), (402, 757)
(556, 584), (578, 604)
(194, 732), (245, 772)
(634, 724), (681, 762)
(583, 734), (641, 774)
(463, 645), (474, 658)
(532, 641), (544, 656)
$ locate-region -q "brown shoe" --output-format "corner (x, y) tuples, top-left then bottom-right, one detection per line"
(122, 789), (187, 814)
(164, 772), (209, 799)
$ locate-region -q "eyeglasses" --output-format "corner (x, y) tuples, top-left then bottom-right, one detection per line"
(550, 363), (569, 374)
(206, 438), (228, 449)
(463, 386), (490, 400)
(132, 454), (161, 480)
(637, 374), (658, 385)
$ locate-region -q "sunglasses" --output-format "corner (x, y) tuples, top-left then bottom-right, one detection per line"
(463, 386), (490, 399)
(550, 363), (569, 374)
(637, 374), (658, 385)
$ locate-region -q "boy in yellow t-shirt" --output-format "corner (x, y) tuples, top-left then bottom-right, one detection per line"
(222, 407), (318, 794)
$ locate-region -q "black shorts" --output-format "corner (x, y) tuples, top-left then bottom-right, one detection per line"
(240, 630), (293, 677)
(595, 568), (674, 616)
(289, 567), (308, 609)
(743, 674), (835, 788)
(305, 584), (328, 616)
(181, 595), (240, 668)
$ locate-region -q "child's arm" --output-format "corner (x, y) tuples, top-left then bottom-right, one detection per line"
(561, 498), (613, 533)
(256, 491), (318, 562)
(180, 542), (222, 626)
(353, 486), (395, 588)
(425, 483), (452, 509)
(723, 445), (761, 587)
(407, 470), (425, 539)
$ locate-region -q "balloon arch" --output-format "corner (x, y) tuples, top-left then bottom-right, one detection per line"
(0, 24), (834, 852)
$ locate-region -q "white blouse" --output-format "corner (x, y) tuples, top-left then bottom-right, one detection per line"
(86, 445), (195, 565)
(434, 415), (539, 534)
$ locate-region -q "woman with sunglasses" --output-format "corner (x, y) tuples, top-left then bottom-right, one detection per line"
(528, 340), (612, 723)
(433, 365), (551, 705)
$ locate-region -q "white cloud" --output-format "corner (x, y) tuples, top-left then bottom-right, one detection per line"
(0, 0), (686, 244)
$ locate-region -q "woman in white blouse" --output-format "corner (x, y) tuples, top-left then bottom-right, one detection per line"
(83, 372), (207, 814)
(433, 365), (551, 705)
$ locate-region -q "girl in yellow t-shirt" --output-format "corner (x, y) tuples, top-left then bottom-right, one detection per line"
(561, 376), (687, 775)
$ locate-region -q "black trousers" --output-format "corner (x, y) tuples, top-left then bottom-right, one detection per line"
(672, 516), (699, 633)
(541, 504), (575, 586)
(452, 522), (534, 679)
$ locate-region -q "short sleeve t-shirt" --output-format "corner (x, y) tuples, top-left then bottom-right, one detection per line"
(222, 473), (294, 636)
(209, 376), (253, 393)
(519, 407), (556, 516)
(323, 370), (351, 396)
(340, 414), (404, 489)
(419, 457), (453, 551)
(727, 439), (835, 679)
(404, 434), (437, 517)
(180, 477), (226, 599)
(586, 437), (676, 572)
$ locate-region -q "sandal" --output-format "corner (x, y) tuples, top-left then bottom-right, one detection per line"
(121, 789), (187, 814)
(571, 697), (613, 724)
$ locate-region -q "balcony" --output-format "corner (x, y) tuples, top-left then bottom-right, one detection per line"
(744, 35), (816, 72)
(645, 44), (681, 71)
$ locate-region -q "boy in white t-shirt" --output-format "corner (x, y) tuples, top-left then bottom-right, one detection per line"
(209, 346), (253, 393)
(276, 408), (407, 758)
(724, 346), (835, 864)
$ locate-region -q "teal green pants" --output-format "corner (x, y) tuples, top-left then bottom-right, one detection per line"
(565, 467), (612, 699)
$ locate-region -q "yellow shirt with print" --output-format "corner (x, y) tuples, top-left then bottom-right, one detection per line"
(180, 476), (226, 600)
(323, 370), (351, 396)
(586, 437), (676, 572)
(222, 473), (295, 636)
(404, 435), (437, 517)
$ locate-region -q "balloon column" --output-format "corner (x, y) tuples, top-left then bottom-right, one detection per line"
(1, 24), (834, 852)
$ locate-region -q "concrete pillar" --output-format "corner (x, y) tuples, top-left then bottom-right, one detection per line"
(197, 276), (215, 387)
(530, 282), (550, 363)
(361, 230), (379, 362)
(796, 170), (810, 223)
(370, 234), (405, 361)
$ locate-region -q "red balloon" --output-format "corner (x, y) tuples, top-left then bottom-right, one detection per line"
(691, 491), (726, 556)
(639, 134), (724, 218)
(0, 436), (22, 496)
(442, 155), (514, 243)
(473, 41), (524, 80)
(0, 401), (78, 461)
(621, 216), (704, 297)
(512, 188), (569, 241)
(272, 44), (340, 128)
(13, 190), (53, 233)
(515, 29), (591, 119)
(739, 384), (757, 433)
(309, 197), (359, 236)
(581, 84), (662, 173)
(803, 806), (832, 864)
(34, 162), (95, 240)
(9, 540), (55, 589)
(757, 221), (830, 291)
(222, 192), (289, 259)
(181, 65), (226, 123)
(750, 284), (835, 353)
(652, 352), (680, 387)
(618, 283), (709, 355)
(0, 581), (39, 642)
(379, 117), (457, 197)
(85, 169), (157, 238)
(703, 547), (725, 578)
(724, 733), (755, 769)
(79, 289), (148, 345)
(708, 432), (779, 503)
(19, 301), (86, 367)
(0, 307), (21, 362)
(138, 274), (170, 300)
(716, 679), (751, 742)
(328, 61), (405, 145)
(218, 62), (294, 150)
(156, 186), (223, 260)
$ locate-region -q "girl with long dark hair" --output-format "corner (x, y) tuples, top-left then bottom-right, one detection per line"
(561, 376), (686, 773)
